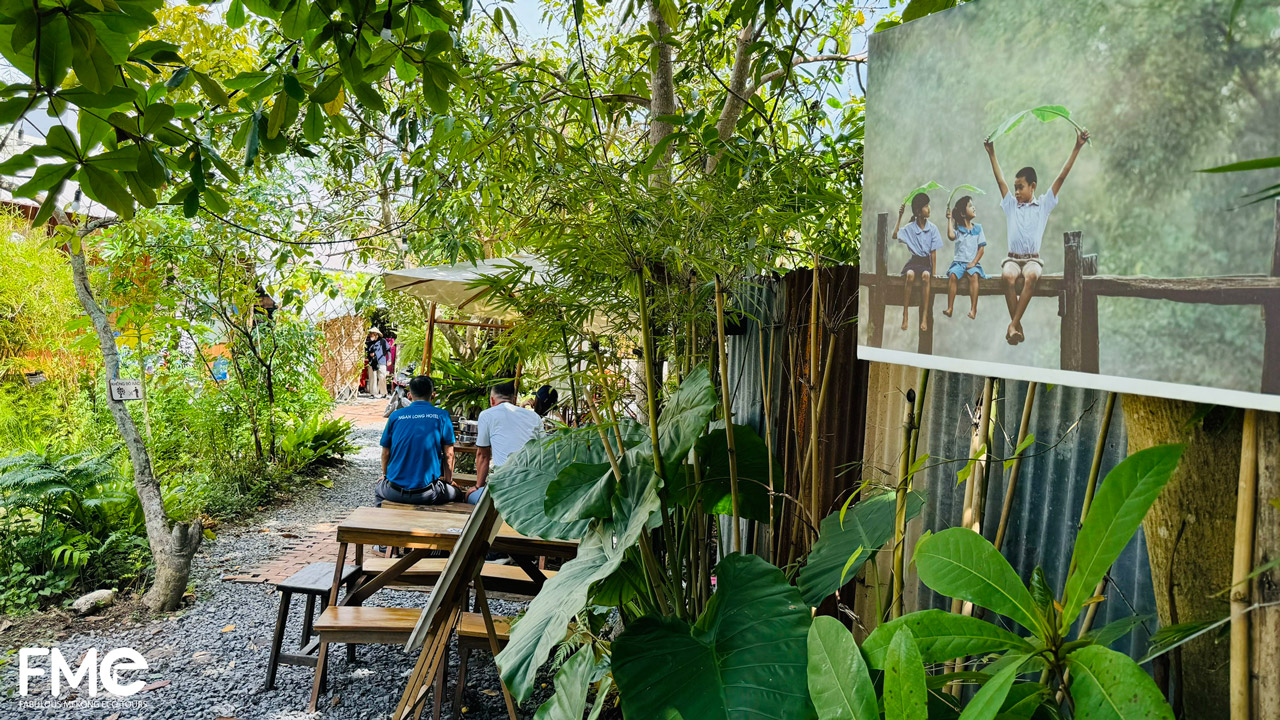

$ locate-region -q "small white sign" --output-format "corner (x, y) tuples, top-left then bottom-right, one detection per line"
(109, 379), (143, 402)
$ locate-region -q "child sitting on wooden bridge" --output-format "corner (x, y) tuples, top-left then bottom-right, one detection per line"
(944, 195), (987, 320)
(984, 127), (1090, 345)
(893, 192), (943, 333)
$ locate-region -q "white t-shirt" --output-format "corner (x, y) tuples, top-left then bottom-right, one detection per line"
(476, 402), (543, 467)
(1001, 190), (1058, 255)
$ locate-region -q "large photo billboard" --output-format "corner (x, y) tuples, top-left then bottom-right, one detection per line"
(858, 0), (1280, 411)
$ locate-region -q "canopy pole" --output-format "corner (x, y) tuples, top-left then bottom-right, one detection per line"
(422, 302), (437, 376)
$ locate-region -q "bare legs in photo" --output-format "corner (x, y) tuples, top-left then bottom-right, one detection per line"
(1002, 262), (1039, 344)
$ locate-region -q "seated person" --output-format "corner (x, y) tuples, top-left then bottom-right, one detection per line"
(468, 381), (544, 504)
(377, 375), (466, 506)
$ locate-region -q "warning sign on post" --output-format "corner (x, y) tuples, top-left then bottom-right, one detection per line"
(109, 379), (143, 402)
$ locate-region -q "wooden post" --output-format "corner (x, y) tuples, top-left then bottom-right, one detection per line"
(870, 213), (889, 347)
(1082, 253), (1100, 374)
(1231, 409), (1259, 720)
(422, 302), (437, 376)
(1252, 411), (1280, 719)
(1262, 200), (1280, 394)
(1061, 231), (1084, 372)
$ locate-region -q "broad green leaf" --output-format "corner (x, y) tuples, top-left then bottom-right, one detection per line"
(1067, 645), (1174, 720)
(654, 363), (717, 473)
(302, 102), (325, 143)
(1003, 434), (1036, 471)
(490, 426), (638, 541)
(85, 146), (140, 171)
(16, 162), (76, 197)
(78, 108), (111, 154)
(165, 66), (191, 89)
(142, 102), (175, 135)
(958, 657), (1024, 720)
(996, 684), (1049, 719)
(862, 610), (1032, 669)
(1029, 567), (1054, 621)
(1061, 445), (1183, 632)
(79, 165), (134, 219)
(680, 422), (777, 521)
(281, 0), (311, 39)
(902, 180), (945, 206)
(545, 461), (614, 522)
(798, 491), (923, 607)
(42, 126), (80, 160)
(532, 645), (598, 720)
(883, 627), (927, 720)
(33, 178), (69, 227)
(915, 528), (1044, 635)
(497, 458), (660, 701)
(957, 442), (987, 485)
(807, 616), (877, 720)
(613, 553), (815, 720)
(988, 105), (1079, 142)
(192, 71), (230, 106)
(946, 183), (986, 209)
(226, 0), (246, 28)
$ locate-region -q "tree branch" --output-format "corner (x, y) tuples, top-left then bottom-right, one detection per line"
(746, 53), (867, 97)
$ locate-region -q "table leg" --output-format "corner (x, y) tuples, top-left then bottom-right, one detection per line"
(511, 554), (548, 590)
(328, 542), (348, 606)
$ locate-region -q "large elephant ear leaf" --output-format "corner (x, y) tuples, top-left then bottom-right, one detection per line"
(1061, 444), (1183, 633)
(683, 422), (777, 521)
(798, 491), (923, 607)
(497, 460), (661, 702)
(883, 627), (928, 720)
(613, 553), (815, 720)
(545, 462), (615, 522)
(914, 528), (1044, 636)
(489, 426), (619, 540)
(807, 616), (877, 720)
(654, 363), (717, 472)
(1067, 645), (1175, 720)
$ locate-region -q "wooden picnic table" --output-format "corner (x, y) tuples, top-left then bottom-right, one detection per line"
(327, 506), (577, 607)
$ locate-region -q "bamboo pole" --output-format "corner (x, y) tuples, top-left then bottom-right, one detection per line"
(758, 316), (777, 560)
(891, 387), (916, 621)
(994, 382), (1038, 553)
(422, 302), (437, 375)
(946, 378), (994, 692)
(809, 260), (822, 536)
(1231, 409), (1259, 720)
(714, 275), (742, 553)
(1073, 392), (1119, 637)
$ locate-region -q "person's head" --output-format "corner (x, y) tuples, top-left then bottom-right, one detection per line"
(952, 196), (976, 226)
(532, 384), (559, 417)
(367, 327), (383, 342)
(910, 193), (931, 223)
(1013, 167), (1038, 204)
(490, 381), (517, 406)
(408, 375), (433, 401)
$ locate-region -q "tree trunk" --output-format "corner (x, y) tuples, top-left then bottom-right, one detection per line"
(68, 248), (202, 613)
(705, 21), (755, 174)
(647, 0), (676, 162)
(1123, 395), (1237, 718)
(1252, 411), (1280, 719)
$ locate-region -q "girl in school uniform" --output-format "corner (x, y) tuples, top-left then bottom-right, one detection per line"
(944, 195), (987, 320)
(893, 193), (943, 332)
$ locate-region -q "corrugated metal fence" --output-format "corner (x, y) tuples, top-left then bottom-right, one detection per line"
(727, 269), (1157, 662)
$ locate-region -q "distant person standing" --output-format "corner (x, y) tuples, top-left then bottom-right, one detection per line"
(377, 376), (465, 506)
(468, 381), (543, 504)
(365, 327), (388, 398)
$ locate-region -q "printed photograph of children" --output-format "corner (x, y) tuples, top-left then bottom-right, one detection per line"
(858, 0), (1280, 408)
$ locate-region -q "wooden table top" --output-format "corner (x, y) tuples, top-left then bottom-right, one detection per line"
(337, 506), (577, 557)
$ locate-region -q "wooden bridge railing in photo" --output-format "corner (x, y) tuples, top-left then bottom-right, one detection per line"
(862, 202), (1280, 395)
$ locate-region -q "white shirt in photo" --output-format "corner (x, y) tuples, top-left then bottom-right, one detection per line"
(1001, 190), (1058, 255)
(476, 402), (543, 467)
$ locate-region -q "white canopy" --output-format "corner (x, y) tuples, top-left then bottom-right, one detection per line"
(381, 255), (547, 320)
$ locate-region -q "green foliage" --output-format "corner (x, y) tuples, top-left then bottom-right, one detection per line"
(432, 358), (511, 420)
(278, 413), (355, 472)
(613, 554), (815, 720)
(798, 491), (923, 607)
(807, 616), (877, 720)
(882, 627), (928, 720)
(986, 105), (1084, 144)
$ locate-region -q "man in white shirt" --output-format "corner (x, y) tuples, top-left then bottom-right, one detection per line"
(467, 381), (543, 503)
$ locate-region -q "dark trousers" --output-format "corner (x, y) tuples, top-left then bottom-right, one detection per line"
(374, 478), (464, 506)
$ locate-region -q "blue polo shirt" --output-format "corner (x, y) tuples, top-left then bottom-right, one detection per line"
(380, 401), (455, 490)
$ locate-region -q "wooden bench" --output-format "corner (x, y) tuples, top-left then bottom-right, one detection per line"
(360, 557), (557, 595)
(312, 607), (512, 718)
(380, 500), (474, 514)
(265, 562), (359, 690)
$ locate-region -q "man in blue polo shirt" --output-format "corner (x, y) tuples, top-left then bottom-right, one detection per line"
(377, 376), (465, 506)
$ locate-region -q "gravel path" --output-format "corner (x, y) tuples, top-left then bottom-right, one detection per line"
(1, 415), (553, 720)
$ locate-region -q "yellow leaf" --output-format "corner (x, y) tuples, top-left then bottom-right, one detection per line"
(1081, 594), (1106, 607)
(221, 624), (236, 633)
(324, 86), (345, 116)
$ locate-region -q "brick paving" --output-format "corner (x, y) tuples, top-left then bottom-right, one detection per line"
(218, 518), (346, 585)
